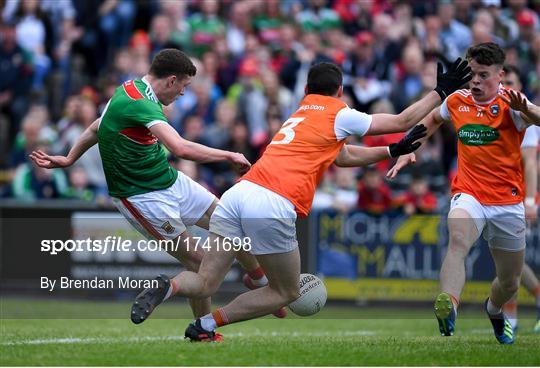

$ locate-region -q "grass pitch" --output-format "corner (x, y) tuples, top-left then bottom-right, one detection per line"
(1, 297), (539, 366)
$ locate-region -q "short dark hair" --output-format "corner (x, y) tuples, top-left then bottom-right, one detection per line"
(306, 62), (342, 96)
(503, 64), (520, 77)
(149, 48), (197, 79)
(466, 42), (505, 67)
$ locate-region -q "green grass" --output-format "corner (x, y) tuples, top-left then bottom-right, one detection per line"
(1, 298), (539, 366)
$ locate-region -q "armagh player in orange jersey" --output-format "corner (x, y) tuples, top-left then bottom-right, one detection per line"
(130, 59), (471, 341)
(387, 43), (540, 344)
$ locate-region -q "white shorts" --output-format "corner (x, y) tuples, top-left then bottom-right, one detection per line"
(210, 180), (298, 255)
(449, 193), (526, 251)
(113, 172), (216, 240)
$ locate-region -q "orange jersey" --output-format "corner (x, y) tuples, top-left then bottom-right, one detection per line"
(242, 94), (372, 217)
(442, 87), (527, 205)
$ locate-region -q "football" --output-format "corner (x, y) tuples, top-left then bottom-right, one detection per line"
(288, 273), (327, 316)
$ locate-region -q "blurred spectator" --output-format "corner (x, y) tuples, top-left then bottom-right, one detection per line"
(252, 0), (284, 47)
(296, 0), (341, 32)
(280, 31), (332, 103)
(182, 114), (205, 143)
(391, 45), (424, 113)
(357, 167), (393, 215)
(65, 166), (95, 201)
(362, 99), (404, 172)
(203, 100), (236, 149)
(342, 31), (391, 112)
(0, 20), (33, 144)
(56, 96), (106, 191)
(225, 0), (250, 56)
(331, 167), (358, 213)
(9, 108), (55, 170)
(11, 145), (68, 200)
(396, 174), (438, 215)
(97, 0), (137, 65)
(438, 1), (472, 60)
(515, 9), (539, 62)
(6, 0), (51, 91)
(180, 75), (222, 127)
(149, 14), (176, 57)
(188, 0), (225, 57)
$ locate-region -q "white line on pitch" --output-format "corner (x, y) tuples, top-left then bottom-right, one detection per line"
(1, 331), (377, 346)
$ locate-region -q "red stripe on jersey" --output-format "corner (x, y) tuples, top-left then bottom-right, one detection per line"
(119, 127), (158, 145)
(120, 198), (164, 240)
(123, 80), (144, 100)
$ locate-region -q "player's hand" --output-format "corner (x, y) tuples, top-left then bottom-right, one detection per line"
(388, 124), (427, 158)
(501, 89), (529, 113)
(229, 152), (251, 175)
(29, 150), (72, 169)
(386, 153), (417, 180)
(434, 57), (472, 100)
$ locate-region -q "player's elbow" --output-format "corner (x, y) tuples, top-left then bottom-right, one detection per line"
(334, 157), (347, 167)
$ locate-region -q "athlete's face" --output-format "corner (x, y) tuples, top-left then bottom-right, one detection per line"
(502, 71), (522, 92)
(468, 60), (503, 101)
(163, 75), (192, 105)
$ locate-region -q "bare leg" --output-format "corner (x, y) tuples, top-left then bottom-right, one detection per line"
(166, 230), (211, 317)
(196, 200), (262, 274)
(218, 247), (300, 324)
(521, 263), (540, 294)
(503, 263), (540, 327)
(440, 209), (481, 301)
(171, 232), (237, 299)
(489, 248), (525, 308)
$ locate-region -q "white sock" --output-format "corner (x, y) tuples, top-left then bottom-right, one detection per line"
(508, 317), (518, 329)
(251, 275), (268, 287)
(163, 283), (174, 301)
(200, 314), (217, 331)
(487, 298), (502, 315)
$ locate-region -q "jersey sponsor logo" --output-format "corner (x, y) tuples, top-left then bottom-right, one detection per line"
(119, 127), (158, 145)
(458, 105), (470, 112)
(490, 104), (500, 115)
(457, 124), (500, 146)
(297, 104), (325, 111)
(123, 80), (144, 100)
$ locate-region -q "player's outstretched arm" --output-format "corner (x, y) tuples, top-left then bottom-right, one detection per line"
(150, 122), (251, 174)
(335, 125), (427, 167)
(29, 118), (100, 169)
(502, 89), (540, 126)
(366, 58), (471, 135)
(386, 108), (447, 179)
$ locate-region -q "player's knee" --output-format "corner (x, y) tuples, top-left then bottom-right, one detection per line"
(499, 276), (520, 295)
(448, 232), (471, 256)
(197, 276), (220, 298)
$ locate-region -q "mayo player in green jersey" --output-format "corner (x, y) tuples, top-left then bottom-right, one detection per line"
(30, 49), (270, 330)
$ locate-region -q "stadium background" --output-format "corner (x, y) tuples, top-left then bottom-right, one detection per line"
(1, 0), (539, 309)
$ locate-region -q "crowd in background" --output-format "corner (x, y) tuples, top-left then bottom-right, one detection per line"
(1, 0), (539, 215)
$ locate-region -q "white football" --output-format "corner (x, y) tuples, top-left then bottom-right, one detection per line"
(288, 273), (327, 316)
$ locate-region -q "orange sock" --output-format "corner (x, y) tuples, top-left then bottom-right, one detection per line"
(449, 294), (460, 309)
(503, 301), (518, 317)
(532, 285), (540, 298)
(170, 278), (179, 294)
(211, 308), (229, 327)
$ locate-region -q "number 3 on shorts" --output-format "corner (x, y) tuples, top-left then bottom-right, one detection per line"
(270, 117), (305, 145)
